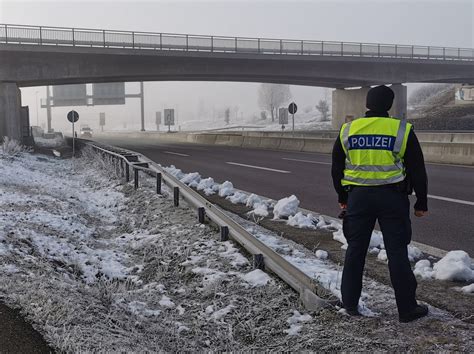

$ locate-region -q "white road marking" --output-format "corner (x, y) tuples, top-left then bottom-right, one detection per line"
(426, 162), (474, 169)
(427, 194), (474, 206)
(226, 162), (291, 174)
(282, 157), (331, 165)
(164, 151), (190, 157)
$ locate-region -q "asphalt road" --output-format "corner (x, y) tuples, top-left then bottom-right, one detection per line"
(96, 137), (474, 255)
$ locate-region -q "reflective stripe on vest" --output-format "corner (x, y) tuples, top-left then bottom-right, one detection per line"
(340, 117), (411, 186)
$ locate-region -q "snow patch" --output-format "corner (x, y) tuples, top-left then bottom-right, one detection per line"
(284, 310), (312, 336)
(315, 250), (328, 260)
(239, 269), (272, 287)
(226, 191), (248, 204)
(273, 195), (299, 219)
(218, 181), (234, 197)
(287, 212), (317, 229)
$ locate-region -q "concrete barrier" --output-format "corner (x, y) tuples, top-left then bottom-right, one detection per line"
(195, 134), (217, 145)
(278, 137), (305, 151)
(302, 138), (334, 153)
(215, 134), (232, 145)
(227, 135), (244, 147)
(420, 142), (474, 165)
(417, 132), (474, 144)
(242, 136), (262, 149)
(259, 137), (281, 150)
(96, 131), (474, 166)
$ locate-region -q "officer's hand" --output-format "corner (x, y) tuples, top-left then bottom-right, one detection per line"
(339, 203), (347, 209)
(414, 210), (427, 217)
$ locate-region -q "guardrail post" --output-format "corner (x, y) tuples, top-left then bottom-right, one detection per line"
(234, 37), (237, 52)
(174, 187), (180, 206)
(103, 30), (106, 47)
(321, 41), (324, 55)
(220, 226), (229, 241)
(378, 43), (380, 57)
(160, 33), (162, 50)
(341, 42), (343, 56)
(39, 26), (42, 45)
(211, 36), (213, 52)
(132, 31), (135, 49)
(125, 164), (130, 182)
(72, 28), (75, 46)
(253, 254), (265, 270)
(156, 173), (162, 194)
(443, 47), (445, 60)
(360, 43), (362, 56)
(395, 44), (397, 57)
(458, 47), (460, 59)
(4, 25), (7, 44)
(134, 168), (139, 189)
(280, 39), (282, 54)
(428, 46), (430, 59)
(198, 207), (206, 224)
(186, 34), (189, 50)
(301, 40), (304, 55)
(412, 45), (414, 59)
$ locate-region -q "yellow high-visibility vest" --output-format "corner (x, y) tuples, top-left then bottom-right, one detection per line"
(339, 117), (412, 186)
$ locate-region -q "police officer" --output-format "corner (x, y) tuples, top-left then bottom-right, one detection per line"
(331, 85), (429, 322)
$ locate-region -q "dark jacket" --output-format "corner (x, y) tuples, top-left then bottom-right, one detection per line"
(331, 111), (428, 211)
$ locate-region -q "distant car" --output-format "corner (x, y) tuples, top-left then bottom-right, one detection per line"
(80, 127), (93, 138)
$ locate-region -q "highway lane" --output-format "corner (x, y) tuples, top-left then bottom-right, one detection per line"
(96, 137), (474, 254)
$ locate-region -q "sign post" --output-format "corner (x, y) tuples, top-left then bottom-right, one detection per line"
(156, 111), (162, 131)
(164, 109), (175, 133)
(99, 112), (105, 132)
(288, 102), (298, 135)
(278, 107), (289, 131)
(67, 110), (79, 157)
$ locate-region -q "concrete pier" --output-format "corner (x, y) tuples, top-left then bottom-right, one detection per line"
(332, 84), (407, 129)
(0, 82), (23, 141)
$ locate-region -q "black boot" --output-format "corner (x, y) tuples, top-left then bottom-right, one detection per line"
(399, 304), (428, 323)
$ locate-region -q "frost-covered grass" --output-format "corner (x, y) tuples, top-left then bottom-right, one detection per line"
(1, 149), (473, 351)
(1, 137), (32, 157)
(0, 149), (322, 351)
(34, 135), (65, 148)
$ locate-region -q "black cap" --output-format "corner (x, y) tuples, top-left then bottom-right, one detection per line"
(366, 85), (395, 112)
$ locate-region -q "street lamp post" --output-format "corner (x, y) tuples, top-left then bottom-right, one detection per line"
(35, 91), (39, 126)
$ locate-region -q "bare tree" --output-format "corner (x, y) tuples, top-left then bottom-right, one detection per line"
(224, 107), (230, 125)
(316, 99), (330, 121)
(409, 84), (453, 106)
(258, 84), (292, 122)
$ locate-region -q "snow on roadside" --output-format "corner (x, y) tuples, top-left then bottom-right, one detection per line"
(273, 195), (300, 219)
(1, 150), (472, 351)
(414, 251), (474, 283)
(0, 150), (319, 351)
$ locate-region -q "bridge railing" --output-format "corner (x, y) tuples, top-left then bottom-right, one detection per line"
(1, 23), (473, 61)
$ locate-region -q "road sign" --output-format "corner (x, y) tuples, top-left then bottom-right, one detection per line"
(67, 110), (79, 158)
(156, 111), (162, 125)
(164, 109), (175, 125)
(67, 110), (79, 123)
(278, 107), (289, 125)
(288, 102), (298, 114)
(99, 112), (106, 126)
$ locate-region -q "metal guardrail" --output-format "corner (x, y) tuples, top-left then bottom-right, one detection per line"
(1, 23), (473, 61)
(79, 139), (333, 310)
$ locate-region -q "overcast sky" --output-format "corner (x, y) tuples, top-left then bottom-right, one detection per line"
(1, 0), (472, 131)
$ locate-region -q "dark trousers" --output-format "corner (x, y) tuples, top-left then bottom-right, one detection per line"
(341, 185), (418, 315)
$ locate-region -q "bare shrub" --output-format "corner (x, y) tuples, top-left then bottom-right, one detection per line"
(0, 137), (32, 157)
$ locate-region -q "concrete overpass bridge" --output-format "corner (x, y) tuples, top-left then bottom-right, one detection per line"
(1, 24), (473, 141)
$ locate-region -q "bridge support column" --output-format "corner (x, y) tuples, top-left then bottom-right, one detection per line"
(331, 84), (407, 129)
(0, 82), (23, 142)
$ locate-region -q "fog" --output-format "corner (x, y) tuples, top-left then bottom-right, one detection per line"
(1, 0), (472, 132)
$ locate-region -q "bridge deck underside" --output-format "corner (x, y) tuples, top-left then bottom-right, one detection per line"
(1, 44), (473, 88)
